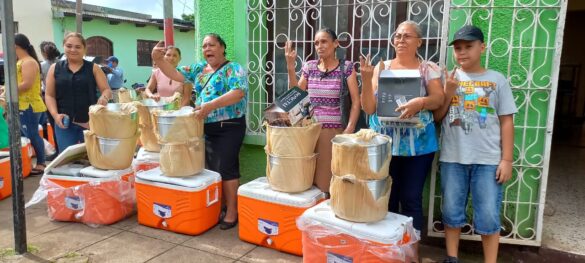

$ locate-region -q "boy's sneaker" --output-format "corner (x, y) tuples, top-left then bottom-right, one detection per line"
(442, 256), (459, 263)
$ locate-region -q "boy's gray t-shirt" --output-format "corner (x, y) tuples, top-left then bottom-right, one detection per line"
(440, 69), (517, 165)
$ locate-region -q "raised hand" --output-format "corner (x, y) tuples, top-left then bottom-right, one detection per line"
(444, 67), (459, 94)
(284, 41), (297, 69)
(151, 40), (166, 62)
(359, 54), (374, 82)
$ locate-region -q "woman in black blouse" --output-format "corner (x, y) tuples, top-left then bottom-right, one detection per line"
(45, 32), (112, 153)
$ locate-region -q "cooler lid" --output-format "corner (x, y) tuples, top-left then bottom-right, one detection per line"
(135, 167), (220, 191)
(50, 162), (89, 177)
(136, 147), (160, 161)
(238, 177), (324, 208)
(45, 143), (88, 173)
(45, 174), (102, 183)
(21, 137), (30, 145)
(79, 166), (133, 178)
(300, 201), (413, 244)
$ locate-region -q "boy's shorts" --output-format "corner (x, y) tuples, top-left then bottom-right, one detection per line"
(440, 162), (503, 235)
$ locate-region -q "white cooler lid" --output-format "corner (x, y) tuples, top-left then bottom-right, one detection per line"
(50, 163), (88, 177)
(79, 166), (133, 178)
(136, 147), (160, 162)
(135, 167), (220, 191)
(300, 201), (413, 245)
(45, 174), (107, 183)
(238, 177), (324, 208)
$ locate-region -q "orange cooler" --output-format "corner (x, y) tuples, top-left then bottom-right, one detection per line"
(46, 166), (135, 225)
(134, 147), (160, 172)
(1, 137), (32, 178)
(238, 177), (325, 256)
(298, 201), (417, 263)
(135, 167), (222, 235)
(0, 157), (12, 200)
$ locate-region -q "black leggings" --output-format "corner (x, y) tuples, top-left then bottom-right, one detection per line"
(204, 116), (246, 181)
(388, 152), (436, 231)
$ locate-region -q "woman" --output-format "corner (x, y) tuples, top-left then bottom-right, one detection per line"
(15, 33), (47, 175)
(39, 41), (61, 151)
(45, 32), (112, 153)
(284, 28), (361, 193)
(39, 41), (61, 88)
(144, 46), (192, 106)
(361, 21), (444, 262)
(151, 33), (247, 230)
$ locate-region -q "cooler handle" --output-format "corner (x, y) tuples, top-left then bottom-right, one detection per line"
(206, 186), (219, 207)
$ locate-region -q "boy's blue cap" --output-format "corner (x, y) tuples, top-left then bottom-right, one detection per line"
(106, 56), (118, 63)
(449, 25), (484, 46)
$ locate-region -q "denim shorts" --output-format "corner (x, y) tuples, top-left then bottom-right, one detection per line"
(440, 162), (503, 235)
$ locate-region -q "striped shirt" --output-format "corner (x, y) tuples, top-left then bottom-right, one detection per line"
(301, 60), (354, 129)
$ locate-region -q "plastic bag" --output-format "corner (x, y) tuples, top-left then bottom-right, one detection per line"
(159, 137), (205, 177)
(44, 138), (56, 157)
(26, 162), (135, 227)
(330, 174), (392, 222)
(296, 201), (418, 263)
(265, 122), (321, 157)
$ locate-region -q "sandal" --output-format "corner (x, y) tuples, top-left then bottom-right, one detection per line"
(219, 206), (227, 221)
(30, 165), (46, 176)
(219, 216), (238, 230)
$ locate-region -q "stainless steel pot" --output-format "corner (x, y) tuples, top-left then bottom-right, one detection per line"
(142, 99), (169, 111)
(97, 136), (121, 155)
(157, 115), (176, 138)
(340, 176), (390, 200)
(365, 176), (390, 200)
(106, 103), (122, 112)
(331, 134), (391, 172)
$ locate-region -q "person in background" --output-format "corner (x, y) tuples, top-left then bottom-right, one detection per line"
(360, 20), (445, 262)
(39, 41), (61, 154)
(284, 28), (360, 194)
(152, 33), (247, 230)
(434, 25), (516, 263)
(44, 32), (112, 153)
(15, 33), (47, 175)
(105, 56), (124, 102)
(39, 41), (61, 89)
(144, 46), (192, 106)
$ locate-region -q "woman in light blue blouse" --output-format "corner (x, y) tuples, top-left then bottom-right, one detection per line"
(152, 33), (247, 230)
(361, 21), (444, 260)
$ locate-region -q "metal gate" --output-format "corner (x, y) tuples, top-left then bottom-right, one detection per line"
(246, 0), (567, 246)
(246, 0), (446, 135)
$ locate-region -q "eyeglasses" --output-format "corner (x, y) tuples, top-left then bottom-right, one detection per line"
(393, 34), (419, 41)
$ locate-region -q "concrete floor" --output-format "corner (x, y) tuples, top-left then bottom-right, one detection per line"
(0, 176), (487, 263)
(541, 143), (585, 256)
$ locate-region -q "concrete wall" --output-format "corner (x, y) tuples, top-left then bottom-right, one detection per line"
(52, 16), (196, 87)
(0, 0), (54, 57)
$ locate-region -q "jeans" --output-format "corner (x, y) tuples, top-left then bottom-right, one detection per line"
(19, 107), (45, 165)
(388, 152), (436, 232)
(54, 122), (85, 153)
(440, 162), (503, 235)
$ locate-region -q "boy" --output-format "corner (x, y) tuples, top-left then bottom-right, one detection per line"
(434, 25), (517, 263)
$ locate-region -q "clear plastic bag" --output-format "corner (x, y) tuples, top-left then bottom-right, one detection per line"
(26, 170), (135, 227)
(296, 202), (419, 263)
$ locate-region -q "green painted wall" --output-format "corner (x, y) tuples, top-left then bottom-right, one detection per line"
(51, 16), (196, 87)
(196, 0), (264, 145)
